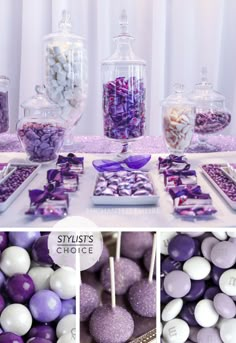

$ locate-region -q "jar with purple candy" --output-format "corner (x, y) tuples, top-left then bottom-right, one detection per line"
(102, 10), (146, 156)
(0, 76), (9, 133)
(43, 10), (88, 145)
(17, 85), (65, 163)
(189, 67), (231, 152)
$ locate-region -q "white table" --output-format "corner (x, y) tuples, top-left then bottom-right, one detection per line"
(0, 152), (236, 228)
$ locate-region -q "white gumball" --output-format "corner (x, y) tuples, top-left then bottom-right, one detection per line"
(56, 314), (76, 338)
(57, 332), (76, 343)
(0, 304), (32, 336)
(28, 267), (54, 291)
(194, 299), (219, 327)
(163, 319), (190, 343)
(0, 246), (30, 277)
(50, 268), (76, 299)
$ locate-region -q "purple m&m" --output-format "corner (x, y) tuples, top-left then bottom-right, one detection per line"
(168, 234), (195, 261)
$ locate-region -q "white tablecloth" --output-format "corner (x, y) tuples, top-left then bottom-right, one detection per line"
(0, 152), (236, 228)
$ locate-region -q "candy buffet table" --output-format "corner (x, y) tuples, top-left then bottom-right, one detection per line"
(0, 151), (236, 228)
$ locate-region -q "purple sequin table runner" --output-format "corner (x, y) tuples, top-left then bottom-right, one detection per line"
(0, 133), (236, 154)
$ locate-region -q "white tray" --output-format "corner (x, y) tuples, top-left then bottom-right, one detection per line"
(92, 173), (159, 206)
(201, 164), (236, 210)
(0, 163), (41, 212)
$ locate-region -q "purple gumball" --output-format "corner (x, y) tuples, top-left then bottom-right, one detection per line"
(9, 232), (41, 250)
(32, 235), (53, 265)
(0, 333), (23, 343)
(27, 325), (56, 342)
(6, 274), (35, 303)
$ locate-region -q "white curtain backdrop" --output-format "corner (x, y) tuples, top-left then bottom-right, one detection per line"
(0, 0), (236, 136)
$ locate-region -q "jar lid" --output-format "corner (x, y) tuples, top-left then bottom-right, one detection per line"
(102, 9), (146, 66)
(43, 10), (85, 43)
(162, 84), (194, 107)
(0, 76), (10, 87)
(21, 85), (61, 112)
(189, 67), (225, 102)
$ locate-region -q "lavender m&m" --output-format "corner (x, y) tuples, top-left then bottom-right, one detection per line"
(168, 234), (195, 261)
(211, 241), (236, 269)
(213, 293), (236, 319)
(6, 273), (35, 303)
(164, 270), (191, 298)
(29, 290), (62, 322)
(17, 122), (65, 162)
(197, 327), (222, 343)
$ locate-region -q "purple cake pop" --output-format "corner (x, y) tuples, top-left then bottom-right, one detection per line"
(100, 257), (142, 295)
(87, 245), (109, 273)
(31, 235), (53, 265)
(80, 283), (99, 322)
(27, 325), (56, 342)
(6, 274), (35, 303)
(121, 232), (153, 259)
(0, 333), (23, 343)
(90, 304), (134, 343)
(128, 279), (156, 317)
(29, 290), (61, 322)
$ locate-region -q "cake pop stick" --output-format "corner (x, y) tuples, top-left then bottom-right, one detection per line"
(116, 232), (121, 262)
(110, 257), (116, 309)
(149, 233), (157, 283)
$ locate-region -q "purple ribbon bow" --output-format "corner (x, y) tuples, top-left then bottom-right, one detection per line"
(164, 164), (196, 178)
(92, 155), (151, 172)
(158, 155), (187, 167)
(28, 184), (69, 206)
(169, 185), (210, 200)
(47, 168), (78, 185)
(57, 153), (84, 165)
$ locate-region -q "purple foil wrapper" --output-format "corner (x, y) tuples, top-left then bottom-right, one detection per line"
(0, 166), (36, 203)
(203, 164), (236, 202)
(0, 91), (9, 133)
(94, 171), (154, 197)
(158, 155), (189, 173)
(164, 170), (197, 189)
(169, 185), (212, 208)
(195, 111), (231, 134)
(103, 76), (146, 140)
(47, 169), (79, 193)
(175, 205), (217, 217)
(17, 122), (65, 162)
(57, 154), (84, 174)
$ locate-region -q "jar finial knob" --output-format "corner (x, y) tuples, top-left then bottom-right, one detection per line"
(59, 10), (72, 32)
(200, 66), (208, 83)
(119, 9), (128, 35)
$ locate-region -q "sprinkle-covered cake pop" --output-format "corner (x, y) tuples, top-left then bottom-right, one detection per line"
(80, 283), (100, 322)
(128, 234), (157, 317)
(121, 232), (153, 259)
(89, 257), (134, 343)
(101, 232), (142, 295)
(87, 244), (109, 272)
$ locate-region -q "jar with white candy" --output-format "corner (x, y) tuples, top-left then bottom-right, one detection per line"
(43, 10), (88, 139)
(162, 84), (195, 154)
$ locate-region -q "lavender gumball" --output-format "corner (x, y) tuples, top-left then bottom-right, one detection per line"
(128, 279), (156, 318)
(9, 232), (41, 250)
(59, 299), (76, 320)
(0, 333), (23, 343)
(121, 232), (153, 260)
(87, 245), (109, 273)
(26, 339), (52, 343)
(80, 283), (99, 322)
(27, 325), (56, 342)
(101, 258), (142, 295)
(0, 232), (7, 252)
(89, 304), (134, 343)
(29, 290), (62, 322)
(6, 273), (35, 303)
(144, 248), (156, 276)
(31, 235), (53, 265)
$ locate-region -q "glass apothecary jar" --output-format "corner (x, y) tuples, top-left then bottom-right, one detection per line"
(162, 84), (195, 154)
(189, 67), (231, 152)
(43, 10), (88, 143)
(17, 86), (65, 163)
(102, 10), (146, 157)
(0, 76), (10, 133)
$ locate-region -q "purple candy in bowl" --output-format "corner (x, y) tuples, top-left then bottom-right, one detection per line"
(17, 85), (65, 162)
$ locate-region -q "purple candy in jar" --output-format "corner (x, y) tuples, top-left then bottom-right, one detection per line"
(0, 76), (9, 134)
(195, 110), (231, 134)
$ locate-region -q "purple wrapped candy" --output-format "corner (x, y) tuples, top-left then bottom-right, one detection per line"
(0, 333), (23, 343)
(0, 91), (9, 133)
(6, 273), (35, 303)
(57, 154), (84, 174)
(27, 325), (56, 342)
(169, 185), (212, 208)
(175, 205), (217, 218)
(195, 110), (231, 134)
(128, 279), (156, 317)
(80, 283), (99, 322)
(0, 166), (36, 203)
(100, 257), (142, 295)
(29, 290), (62, 322)
(89, 304), (134, 343)
(87, 244), (109, 272)
(103, 76), (146, 140)
(17, 122), (65, 162)
(158, 155), (189, 173)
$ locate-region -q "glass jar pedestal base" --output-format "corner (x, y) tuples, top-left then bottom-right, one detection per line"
(188, 134), (221, 153)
